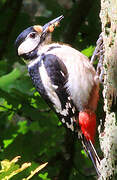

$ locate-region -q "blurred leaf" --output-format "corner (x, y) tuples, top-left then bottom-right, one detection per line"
(81, 46), (95, 58)
(39, 172), (51, 180)
(17, 120), (28, 135)
(3, 139), (14, 149)
(0, 68), (21, 90)
(0, 61), (8, 76)
(0, 62), (28, 93)
(81, 149), (87, 158)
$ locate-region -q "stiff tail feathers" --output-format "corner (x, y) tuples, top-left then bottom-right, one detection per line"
(79, 133), (100, 176)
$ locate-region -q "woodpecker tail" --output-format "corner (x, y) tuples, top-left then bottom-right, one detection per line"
(78, 110), (100, 175)
(80, 133), (100, 176)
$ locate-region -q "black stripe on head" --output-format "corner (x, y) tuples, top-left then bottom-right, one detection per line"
(15, 26), (35, 49)
(47, 45), (61, 52)
(21, 48), (38, 60)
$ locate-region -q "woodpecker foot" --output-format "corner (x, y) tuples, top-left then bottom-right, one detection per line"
(96, 55), (104, 83)
(90, 33), (104, 83)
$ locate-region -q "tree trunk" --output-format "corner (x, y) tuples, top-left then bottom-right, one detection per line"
(99, 0), (117, 179)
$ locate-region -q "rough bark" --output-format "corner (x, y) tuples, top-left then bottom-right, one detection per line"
(99, 0), (117, 179)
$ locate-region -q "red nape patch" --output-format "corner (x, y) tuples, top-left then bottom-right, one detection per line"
(79, 110), (96, 144)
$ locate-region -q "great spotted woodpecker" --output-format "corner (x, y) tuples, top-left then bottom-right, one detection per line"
(15, 15), (100, 175)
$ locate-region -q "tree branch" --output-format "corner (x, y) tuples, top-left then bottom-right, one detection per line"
(57, 129), (76, 180)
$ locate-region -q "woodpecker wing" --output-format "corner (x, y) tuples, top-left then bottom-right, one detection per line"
(28, 53), (78, 132)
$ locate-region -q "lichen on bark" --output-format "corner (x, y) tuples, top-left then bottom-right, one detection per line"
(99, 0), (117, 179)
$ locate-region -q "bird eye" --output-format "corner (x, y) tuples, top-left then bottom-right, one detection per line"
(29, 32), (36, 39)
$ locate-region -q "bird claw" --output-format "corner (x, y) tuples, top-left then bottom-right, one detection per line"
(90, 33), (104, 83)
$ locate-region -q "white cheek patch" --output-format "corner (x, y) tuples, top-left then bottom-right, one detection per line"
(18, 37), (40, 55)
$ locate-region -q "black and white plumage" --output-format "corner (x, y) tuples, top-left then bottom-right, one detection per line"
(28, 52), (78, 131)
(15, 15), (100, 175)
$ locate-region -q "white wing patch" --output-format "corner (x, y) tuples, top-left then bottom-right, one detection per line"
(66, 122), (74, 131)
(62, 117), (75, 131)
(61, 118), (65, 123)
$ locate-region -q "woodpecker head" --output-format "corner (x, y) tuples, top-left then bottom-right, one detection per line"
(15, 15), (64, 60)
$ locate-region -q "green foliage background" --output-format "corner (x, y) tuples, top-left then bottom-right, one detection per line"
(0, 0), (101, 179)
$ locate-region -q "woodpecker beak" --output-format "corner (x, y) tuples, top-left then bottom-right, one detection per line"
(42, 15), (64, 33)
(33, 15), (64, 46)
(33, 15), (64, 35)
